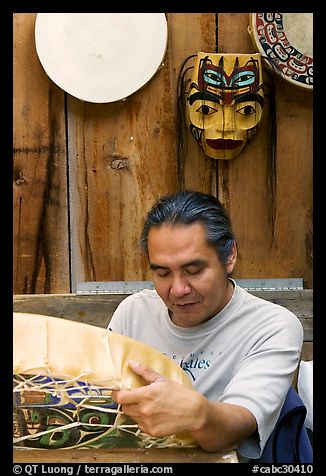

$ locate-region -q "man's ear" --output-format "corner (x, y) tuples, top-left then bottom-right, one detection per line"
(226, 241), (237, 274)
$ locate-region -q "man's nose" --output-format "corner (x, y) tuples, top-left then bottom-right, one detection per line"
(170, 275), (191, 297)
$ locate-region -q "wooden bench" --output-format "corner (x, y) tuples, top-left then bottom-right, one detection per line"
(13, 447), (239, 464)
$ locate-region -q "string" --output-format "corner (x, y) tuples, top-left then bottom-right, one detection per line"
(13, 371), (196, 449)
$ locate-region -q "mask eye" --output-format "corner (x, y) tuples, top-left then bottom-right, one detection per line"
(236, 105), (255, 116)
(196, 104), (218, 115)
(232, 71), (256, 87)
(203, 69), (224, 87)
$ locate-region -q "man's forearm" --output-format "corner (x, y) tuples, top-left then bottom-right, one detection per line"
(189, 395), (257, 452)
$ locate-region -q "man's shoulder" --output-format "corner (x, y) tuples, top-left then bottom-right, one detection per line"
(119, 288), (161, 306)
(237, 284), (303, 330)
(130, 288), (159, 299)
(110, 289), (164, 333)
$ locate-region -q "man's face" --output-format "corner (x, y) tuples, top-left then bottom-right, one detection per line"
(147, 222), (236, 328)
(185, 53), (264, 160)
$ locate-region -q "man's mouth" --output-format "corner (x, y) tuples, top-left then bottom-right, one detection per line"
(175, 302), (197, 310)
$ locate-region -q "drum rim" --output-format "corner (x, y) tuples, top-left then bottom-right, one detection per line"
(249, 13), (313, 90)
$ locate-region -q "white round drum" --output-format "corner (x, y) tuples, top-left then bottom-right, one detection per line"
(249, 13), (313, 90)
(35, 13), (168, 103)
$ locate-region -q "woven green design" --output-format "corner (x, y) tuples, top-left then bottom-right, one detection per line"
(13, 373), (193, 449)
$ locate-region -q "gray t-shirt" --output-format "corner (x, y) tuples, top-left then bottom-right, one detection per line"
(108, 280), (303, 459)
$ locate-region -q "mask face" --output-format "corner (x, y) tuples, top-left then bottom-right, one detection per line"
(185, 53), (265, 160)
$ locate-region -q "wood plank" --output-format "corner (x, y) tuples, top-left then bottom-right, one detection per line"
(300, 342), (313, 362)
(67, 14), (218, 292)
(250, 290), (313, 319)
(216, 13), (313, 288)
(13, 293), (124, 328)
(13, 289), (313, 341)
(217, 13), (254, 53)
(13, 447), (238, 463)
(270, 81), (313, 288)
(169, 13), (218, 193)
(13, 14), (70, 294)
(292, 342), (313, 390)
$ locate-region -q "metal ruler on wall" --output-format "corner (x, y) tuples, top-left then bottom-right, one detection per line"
(76, 278), (303, 294)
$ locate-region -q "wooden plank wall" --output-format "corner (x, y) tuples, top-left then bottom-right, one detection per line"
(217, 14), (313, 287)
(13, 13), (313, 294)
(13, 14), (70, 294)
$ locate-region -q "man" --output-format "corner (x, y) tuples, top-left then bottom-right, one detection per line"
(109, 190), (303, 460)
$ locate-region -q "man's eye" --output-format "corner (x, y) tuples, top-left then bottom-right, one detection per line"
(156, 271), (170, 277)
(186, 267), (201, 275)
(236, 105), (255, 116)
(196, 104), (218, 115)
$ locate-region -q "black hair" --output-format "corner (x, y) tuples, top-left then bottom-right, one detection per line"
(140, 190), (236, 264)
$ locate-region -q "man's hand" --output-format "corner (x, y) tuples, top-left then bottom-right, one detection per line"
(111, 360), (256, 452)
(111, 360), (202, 437)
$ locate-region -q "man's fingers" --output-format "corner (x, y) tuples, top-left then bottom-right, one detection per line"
(111, 361), (167, 406)
(128, 360), (167, 384)
(111, 388), (137, 405)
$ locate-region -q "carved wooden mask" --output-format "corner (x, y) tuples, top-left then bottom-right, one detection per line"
(185, 52), (265, 160)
